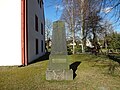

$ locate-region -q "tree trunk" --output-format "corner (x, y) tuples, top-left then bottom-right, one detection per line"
(72, 31), (75, 54)
(72, 0), (75, 54)
(81, 0), (85, 53)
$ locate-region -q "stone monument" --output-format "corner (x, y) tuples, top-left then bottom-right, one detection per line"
(46, 21), (73, 80)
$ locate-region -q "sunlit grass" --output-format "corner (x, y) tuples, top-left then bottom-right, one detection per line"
(0, 54), (120, 90)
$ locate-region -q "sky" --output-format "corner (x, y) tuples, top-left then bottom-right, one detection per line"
(44, 0), (120, 33)
(44, 0), (63, 22)
(101, 7), (120, 33)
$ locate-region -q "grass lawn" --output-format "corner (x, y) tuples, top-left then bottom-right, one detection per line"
(0, 54), (120, 90)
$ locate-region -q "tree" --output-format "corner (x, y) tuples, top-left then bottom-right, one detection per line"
(80, 0), (103, 52)
(45, 19), (53, 50)
(100, 20), (114, 50)
(101, 0), (120, 22)
(47, 0), (120, 54)
(60, 0), (104, 53)
(75, 0), (103, 53)
(109, 32), (120, 51)
(61, 0), (78, 54)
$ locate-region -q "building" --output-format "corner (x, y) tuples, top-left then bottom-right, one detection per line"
(86, 39), (93, 48)
(0, 0), (45, 66)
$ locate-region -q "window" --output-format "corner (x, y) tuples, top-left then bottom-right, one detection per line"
(41, 23), (43, 35)
(35, 15), (38, 32)
(37, 0), (39, 3)
(41, 40), (43, 52)
(40, 1), (42, 8)
(36, 39), (39, 54)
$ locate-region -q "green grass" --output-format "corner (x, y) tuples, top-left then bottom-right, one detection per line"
(0, 54), (120, 90)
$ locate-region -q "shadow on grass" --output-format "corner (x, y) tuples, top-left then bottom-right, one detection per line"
(70, 61), (81, 79)
(108, 54), (120, 64)
(29, 52), (50, 65)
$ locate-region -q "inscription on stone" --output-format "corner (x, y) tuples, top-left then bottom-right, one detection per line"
(52, 59), (66, 63)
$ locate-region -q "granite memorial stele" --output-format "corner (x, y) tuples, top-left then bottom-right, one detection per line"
(46, 21), (73, 80)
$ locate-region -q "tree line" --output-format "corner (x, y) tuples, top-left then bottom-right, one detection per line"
(45, 0), (120, 54)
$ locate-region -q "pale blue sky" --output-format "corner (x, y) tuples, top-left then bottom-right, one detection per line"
(44, 0), (63, 22)
(101, 7), (120, 32)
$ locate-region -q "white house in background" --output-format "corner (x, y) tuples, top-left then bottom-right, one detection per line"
(79, 39), (93, 48)
(0, 0), (45, 66)
(86, 39), (93, 48)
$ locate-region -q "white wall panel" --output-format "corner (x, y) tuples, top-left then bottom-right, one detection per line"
(0, 0), (21, 66)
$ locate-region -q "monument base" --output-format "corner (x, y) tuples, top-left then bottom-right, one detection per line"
(46, 68), (73, 80)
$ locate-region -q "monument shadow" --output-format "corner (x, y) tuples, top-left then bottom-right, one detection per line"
(108, 54), (120, 64)
(70, 61), (81, 79)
